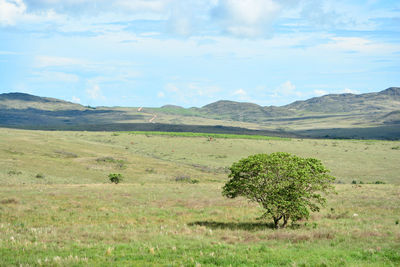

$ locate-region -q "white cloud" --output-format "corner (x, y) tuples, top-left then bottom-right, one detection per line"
(233, 88), (247, 96)
(268, 81), (304, 105)
(140, 32), (160, 37)
(162, 81), (223, 106)
(35, 55), (84, 68)
(113, 0), (168, 13)
(188, 83), (221, 97)
(32, 71), (79, 82)
(341, 88), (359, 94)
(71, 96), (81, 103)
(314, 89), (328, 96)
(24, 0), (169, 16)
(232, 88), (252, 101)
(300, 0), (342, 29)
(157, 91), (165, 98)
(0, 50), (19, 55)
(0, 0), (26, 26)
(212, 0), (296, 37)
(86, 84), (105, 100)
(322, 37), (371, 52)
(277, 81), (300, 96)
(165, 83), (180, 92)
(167, 12), (192, 36)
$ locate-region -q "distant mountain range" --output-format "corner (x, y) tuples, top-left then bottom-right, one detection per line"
(1, 87), (399, 139)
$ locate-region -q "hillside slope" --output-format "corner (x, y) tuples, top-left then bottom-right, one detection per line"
(284, 87), (400, 113)
(0, 88), (399, 139)
(0, 92), (85, 110)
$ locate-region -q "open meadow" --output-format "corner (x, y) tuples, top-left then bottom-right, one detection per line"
(1, 128), (400, 266)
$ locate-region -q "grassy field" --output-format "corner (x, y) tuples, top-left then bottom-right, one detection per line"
(126, 131), (290, 141)
(1, 128), (400, 266)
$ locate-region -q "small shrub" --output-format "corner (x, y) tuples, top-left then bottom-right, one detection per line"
(96, 157), (126, 169)
(97, 157), (117, 163)
(175, 175), (199, 184)
(326, 211), (349, 219)
(391, 146), (400, 150)
(109, 173), (123, 184)
(0, 198), (19, 204)
(35, 173), (45, 179)
(7, 170), (22, 176)
(351, 180), (357, 184)
(374, 180), (386, 184)
(359, 181), (364, 184)
(145, 168), (155, 173)
(396, 220), (399, 225)
(112, 133), (120, 136)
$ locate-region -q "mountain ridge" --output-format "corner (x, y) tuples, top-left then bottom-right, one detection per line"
(0, 87), (399, 140)
(0, 92), (85, 111)
(1, 87), (399, 111)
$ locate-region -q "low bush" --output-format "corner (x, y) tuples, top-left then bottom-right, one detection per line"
(35, 173), (45, 179)
(109, 173), (123, 184)
(175, 175), (199, 184)
(145, 168), (156, 173)
(0, 198), (19, 204)
(97, 157), (126, 169)
(7, 170), (22, 175)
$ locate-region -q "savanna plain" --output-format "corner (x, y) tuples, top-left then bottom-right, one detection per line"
(1, 128), (400, 266)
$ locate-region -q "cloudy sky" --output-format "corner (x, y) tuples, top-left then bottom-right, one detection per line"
(0, 0), (399, 107)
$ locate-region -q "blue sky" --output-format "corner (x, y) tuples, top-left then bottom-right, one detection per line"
(0, 0), (399, 107)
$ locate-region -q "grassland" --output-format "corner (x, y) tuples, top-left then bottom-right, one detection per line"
(126, 131), (290, 141)
(1, 128), (400, 266)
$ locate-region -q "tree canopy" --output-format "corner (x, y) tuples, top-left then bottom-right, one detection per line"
(222, 152), (336, 228)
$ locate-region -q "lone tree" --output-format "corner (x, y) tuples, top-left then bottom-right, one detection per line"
(222, 152), (336, 228)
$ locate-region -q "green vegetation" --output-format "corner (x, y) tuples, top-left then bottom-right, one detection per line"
(175, 175), (199, 184)
(223, 152), (336, 228)
(109, 173), (123, 184)
(128, 131), (290, 140)
(0, 128), (399, 265)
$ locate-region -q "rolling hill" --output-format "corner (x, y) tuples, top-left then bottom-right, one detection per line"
(0, 88), (399, 139)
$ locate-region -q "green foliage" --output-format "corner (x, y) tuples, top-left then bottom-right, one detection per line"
(222, 152), (336, 228)
(108, 173), (123, 184)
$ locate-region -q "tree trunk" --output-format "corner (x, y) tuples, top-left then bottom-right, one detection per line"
(282, 215), (288, 228)
(273, 216), (282, 229)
